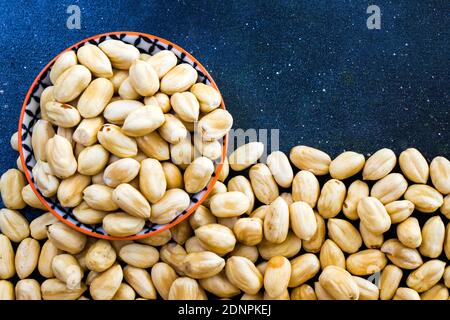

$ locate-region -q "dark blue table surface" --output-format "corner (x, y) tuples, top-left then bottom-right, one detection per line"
(0, 0), (448, 177)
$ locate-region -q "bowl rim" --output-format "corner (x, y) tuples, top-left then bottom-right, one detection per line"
(18, 31), (228, 240)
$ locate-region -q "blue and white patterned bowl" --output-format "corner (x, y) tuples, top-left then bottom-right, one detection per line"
(18, 31), (227, 240)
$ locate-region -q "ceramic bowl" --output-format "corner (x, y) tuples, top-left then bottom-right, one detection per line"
(18, 31), (227, 240)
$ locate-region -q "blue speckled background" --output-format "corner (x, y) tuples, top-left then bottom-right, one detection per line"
(0, 0), (448, 175)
